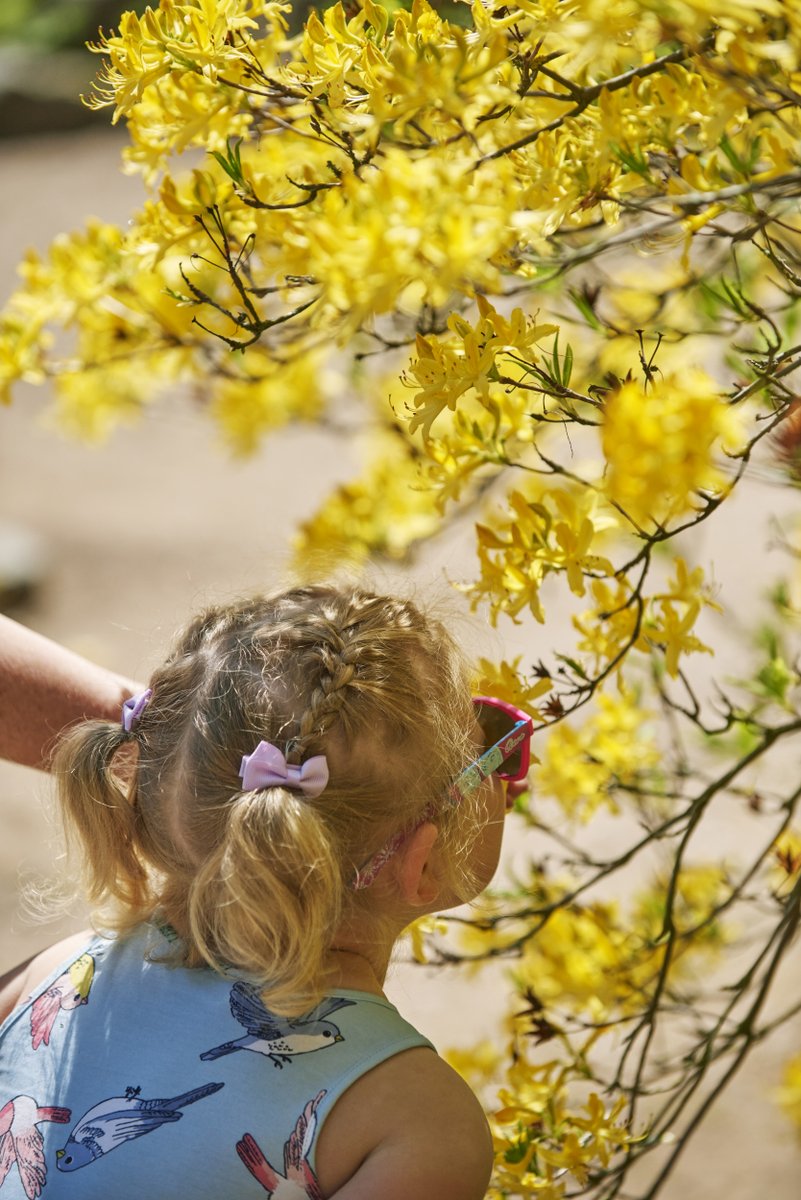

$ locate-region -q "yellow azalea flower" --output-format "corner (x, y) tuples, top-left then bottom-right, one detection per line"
(569, 1093), (639, 1166)
(280, 146), (524, 333)
(403, 298), (558, 442)
(400, 377), (547, 511)
(211, 349), (329, 452)
(488, 1029), (640, 1195)
(412, 407), (510, 508)
(573, 578), (650, 673)
(656, 556), (723, 613)
(634, 864), (732, 961)
(0, 315), (48, 405)
(650, 600), (710, 678)
(465, 482), (616, 625)
(494, 1054), (568, 1127)
(51, 360), (165, 441)
(293, 433), (444, 565)
(512, 859), (730, 1017)
(574, 560), (720, 679)
(769, 829), (801, 896)
(402, 914), (447, 964)
(602, 370), (744, 529)
(445, 1040), (503, 1088)
(645, 558), (720, 677)
(536, 724), (614, 823)
(474, 656), (552, 719)
(86, 1), (287, 123)
(516, 902), (641, 1015)
(537, 1132), (591, 1184)
(775, 1054), (801, 1135)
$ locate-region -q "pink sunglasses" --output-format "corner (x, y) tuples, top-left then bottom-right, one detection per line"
(351, 696), (534, 890)
(451, 695), (534, 801)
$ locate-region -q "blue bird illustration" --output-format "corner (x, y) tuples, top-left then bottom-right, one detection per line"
(55, 1081), (224, 1172)
(200, 983), (354, 1068)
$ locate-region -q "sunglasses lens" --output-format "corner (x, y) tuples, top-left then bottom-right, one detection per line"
(475, 702), (523, 776)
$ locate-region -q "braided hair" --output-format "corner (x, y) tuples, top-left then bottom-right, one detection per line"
(54, 585), (479, 1012)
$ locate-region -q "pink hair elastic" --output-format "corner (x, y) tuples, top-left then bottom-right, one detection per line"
(122, 689), (152, 732)
(239, 740), (329, 798)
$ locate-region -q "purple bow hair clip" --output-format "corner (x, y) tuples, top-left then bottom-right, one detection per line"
(239, 741), (329, 798)
(122, 689), (153, 733)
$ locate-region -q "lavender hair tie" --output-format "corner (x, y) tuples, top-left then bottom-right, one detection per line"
(239, 741), (329, 798)
(122, 689), (153, 733)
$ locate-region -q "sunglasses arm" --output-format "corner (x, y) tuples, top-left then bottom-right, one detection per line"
(450, 718), (533, 804)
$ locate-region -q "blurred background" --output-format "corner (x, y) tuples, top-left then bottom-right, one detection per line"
(1, 3), (801, 1196)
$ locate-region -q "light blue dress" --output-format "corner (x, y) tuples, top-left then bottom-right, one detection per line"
(0, 923), (433, 1198)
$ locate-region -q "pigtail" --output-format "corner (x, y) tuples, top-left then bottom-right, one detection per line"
(187, 786), (342, 1015)
(53, 720), (150, 915)
(47, 585), (479, 1007)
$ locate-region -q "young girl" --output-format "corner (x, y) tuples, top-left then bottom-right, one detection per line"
(0, 584), (533, 1199)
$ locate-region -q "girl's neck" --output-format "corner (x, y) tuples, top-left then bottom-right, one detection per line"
(324, 944), (390, 997)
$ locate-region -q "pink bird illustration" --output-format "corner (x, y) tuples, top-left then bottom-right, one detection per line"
(236, 1090), (326, 1199)
(29, 953), (95, 1050)
(0, 1095), (70, 1199)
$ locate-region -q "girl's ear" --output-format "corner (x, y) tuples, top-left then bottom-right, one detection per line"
(396, 822), (440, 907)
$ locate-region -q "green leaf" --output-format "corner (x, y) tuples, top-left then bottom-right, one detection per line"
(719, 133), (746, 176)
(609, 141), (652, 179)
(550, 331), (561, 384)
(770, 580), (792, 612)
(756, 623), (780, 658)
(562, 342), (574, 388)
(757, 656), (793, 703)
(554, 653), (590, 681)
(211, 138), (245, 185)
(568, 287), (603, 332)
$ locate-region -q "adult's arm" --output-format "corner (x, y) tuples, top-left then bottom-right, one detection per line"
(0, 615), (139, 770)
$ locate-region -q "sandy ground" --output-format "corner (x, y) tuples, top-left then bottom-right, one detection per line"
(2, 126), (801, 1196)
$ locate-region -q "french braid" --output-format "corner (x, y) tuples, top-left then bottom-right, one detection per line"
(53, 584), (481, 1014)
(289, 610), (365, 760)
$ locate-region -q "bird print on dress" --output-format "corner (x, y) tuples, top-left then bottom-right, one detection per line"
(236, 1090), (325, 1200)
(29, 954), (95, 1051)
(200, 984), (354, 1068)
(55, 1081), (224, 1172)
(0, 1095), (70, 1199)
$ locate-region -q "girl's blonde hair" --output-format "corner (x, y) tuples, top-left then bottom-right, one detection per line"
(54, 584), (480, 1012)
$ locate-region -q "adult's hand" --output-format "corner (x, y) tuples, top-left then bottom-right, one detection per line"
(0, 615), (140, 770)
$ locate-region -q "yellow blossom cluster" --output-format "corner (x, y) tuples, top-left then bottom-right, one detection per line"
(282, 148), (525, 332)
(572, 578), (647, 675)
(212, 349), (328, 452)
(452, 1006), (649, 1196)
(86, 1), (290, 124)
(2, 0), (798, 447)
(411, 395), (534, 509)
(466, 483), (616, 624)
(572, 558), (721, 679)
(293, 432), (441, 564)
(644, 557), (722, 677)
(404, 299), (559, 442)
(474, 656), (553, 722)
(601, 371), (744, 529)
(490, 1045), (640, 1198)
(535, 690), (659, 822)
(512, 864), (730, 1018)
